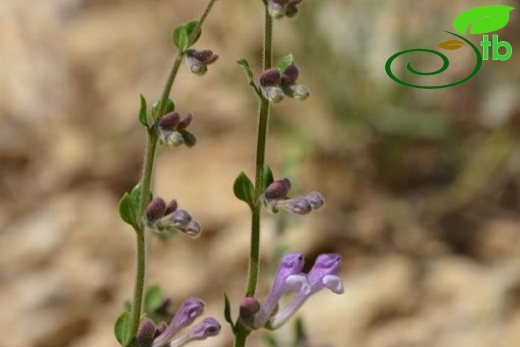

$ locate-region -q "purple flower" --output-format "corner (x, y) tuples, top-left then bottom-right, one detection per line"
(267, 254), (343, 329)
(241, 253), (343, 331)
(144, 198), (203, 238)
(186, 49), (219, 75)
(156, 112), (197, 149)
(261, 178), (324, 215)
(144, 298), (220, 347)
(252, 253), (310, 329)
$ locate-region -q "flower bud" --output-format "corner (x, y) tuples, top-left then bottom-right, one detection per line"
(180, 130), (197, 148)
(264, 178), (291, 200)
(287, 84), (310, 100)
(186, 49), (218, 76)
(164, 131), (184, 147)
(171, 209), (192, 227)
(137, 319), (156, 347)
(177, 113), (193, 130)
(263, 86), (285, 103)
(158, 112), (181, 131)
(306, 191), (324, 210)
(165, 199), (178, 215)
(145, 197), (167, 223)
(259, 68), (282, 87)
(280, 197), (312, 215)
(268, 2), (286, 19)
(185, 220), (202, 237)
(285, 4), (299, 17)
(239, 296), (261, 323)
(282, 64), (299, 85)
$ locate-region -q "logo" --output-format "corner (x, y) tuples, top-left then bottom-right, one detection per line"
(385, 5), (515, 89)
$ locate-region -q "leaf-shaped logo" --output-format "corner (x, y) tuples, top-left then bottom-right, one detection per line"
(437, 40), (465, 50)
(453, 5), (515, 35)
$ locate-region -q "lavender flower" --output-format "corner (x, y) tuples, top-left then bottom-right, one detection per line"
(267, 254), (344, 329)
(261, 178), (324, 215)
(156, 112), (197, 148)
(144, 198), (203, 238)
(186, 49), (219, 75)
(240, 253), (343, 331)
(251, 253), (310, 329)
(137, 297), (220, 347)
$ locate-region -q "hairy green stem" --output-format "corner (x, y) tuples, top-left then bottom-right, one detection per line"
(235, 7), (273, 347)
(128, 0), (218, 343)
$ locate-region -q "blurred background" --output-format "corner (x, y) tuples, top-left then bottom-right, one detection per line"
(1, 0), (520, 346)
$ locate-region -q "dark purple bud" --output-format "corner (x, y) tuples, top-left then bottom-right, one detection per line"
(177, 113), (193, 130)
(191, 50), (219, 65)
(306, 191), (324, 210)
(264, 178), (291, 200)
(282, 64), (299, 85)
(165, 199), (178, 215)
(259, 68), (282, 87)
(239, 296), (261, 323)
(137, 319), (156, 347)
(180, 130), (197, 148)
(145, 197), (167, 223)
(172, 209), (192, 227)
(158, 112), (181, 131)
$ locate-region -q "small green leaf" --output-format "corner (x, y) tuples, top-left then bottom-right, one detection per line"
(151, 99), (175, 120)
(237, 59), (261, 96)
(233, 172), (255, 208)
(138, 94), (148, 126)
(144, 285), (163, 313)
(184, 20), (202, 46)
(119, 192), (137, 226)
(114, 311), (132, 346)
(263, 334), (279, 347)
(262, 165), (274, 191)
(277, 54), (294, 72)
(223, 293), (235, 330)
(172, 25), (189, 52)
(453, 5), (515, 35)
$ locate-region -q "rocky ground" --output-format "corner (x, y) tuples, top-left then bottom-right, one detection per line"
(1, 0), (520, 347)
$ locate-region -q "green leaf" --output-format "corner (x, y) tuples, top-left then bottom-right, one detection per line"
(184, 20), (202, 46)
(453, 5), (515, 35)
(237, 59), (261, 96)
(223, 293), (235, 330)
(114, 311), (132, 346)
(119, 192), (137, 226)
(277, 54), (294, 72)
(172, 25), (189, 52)
(262, 165), (274, 191)
(138, 94), (148, 126)
(263, 334), (279, 347)
(151, 99), (175, 120)
(233, 172), (255, 208)
(144, 285), (163, 313)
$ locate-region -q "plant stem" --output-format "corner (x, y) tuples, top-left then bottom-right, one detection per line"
(128, 0), (218, 342)
(235, 6), (273, 347)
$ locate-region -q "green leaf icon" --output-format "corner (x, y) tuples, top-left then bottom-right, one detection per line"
(453, 5), (515, 35)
